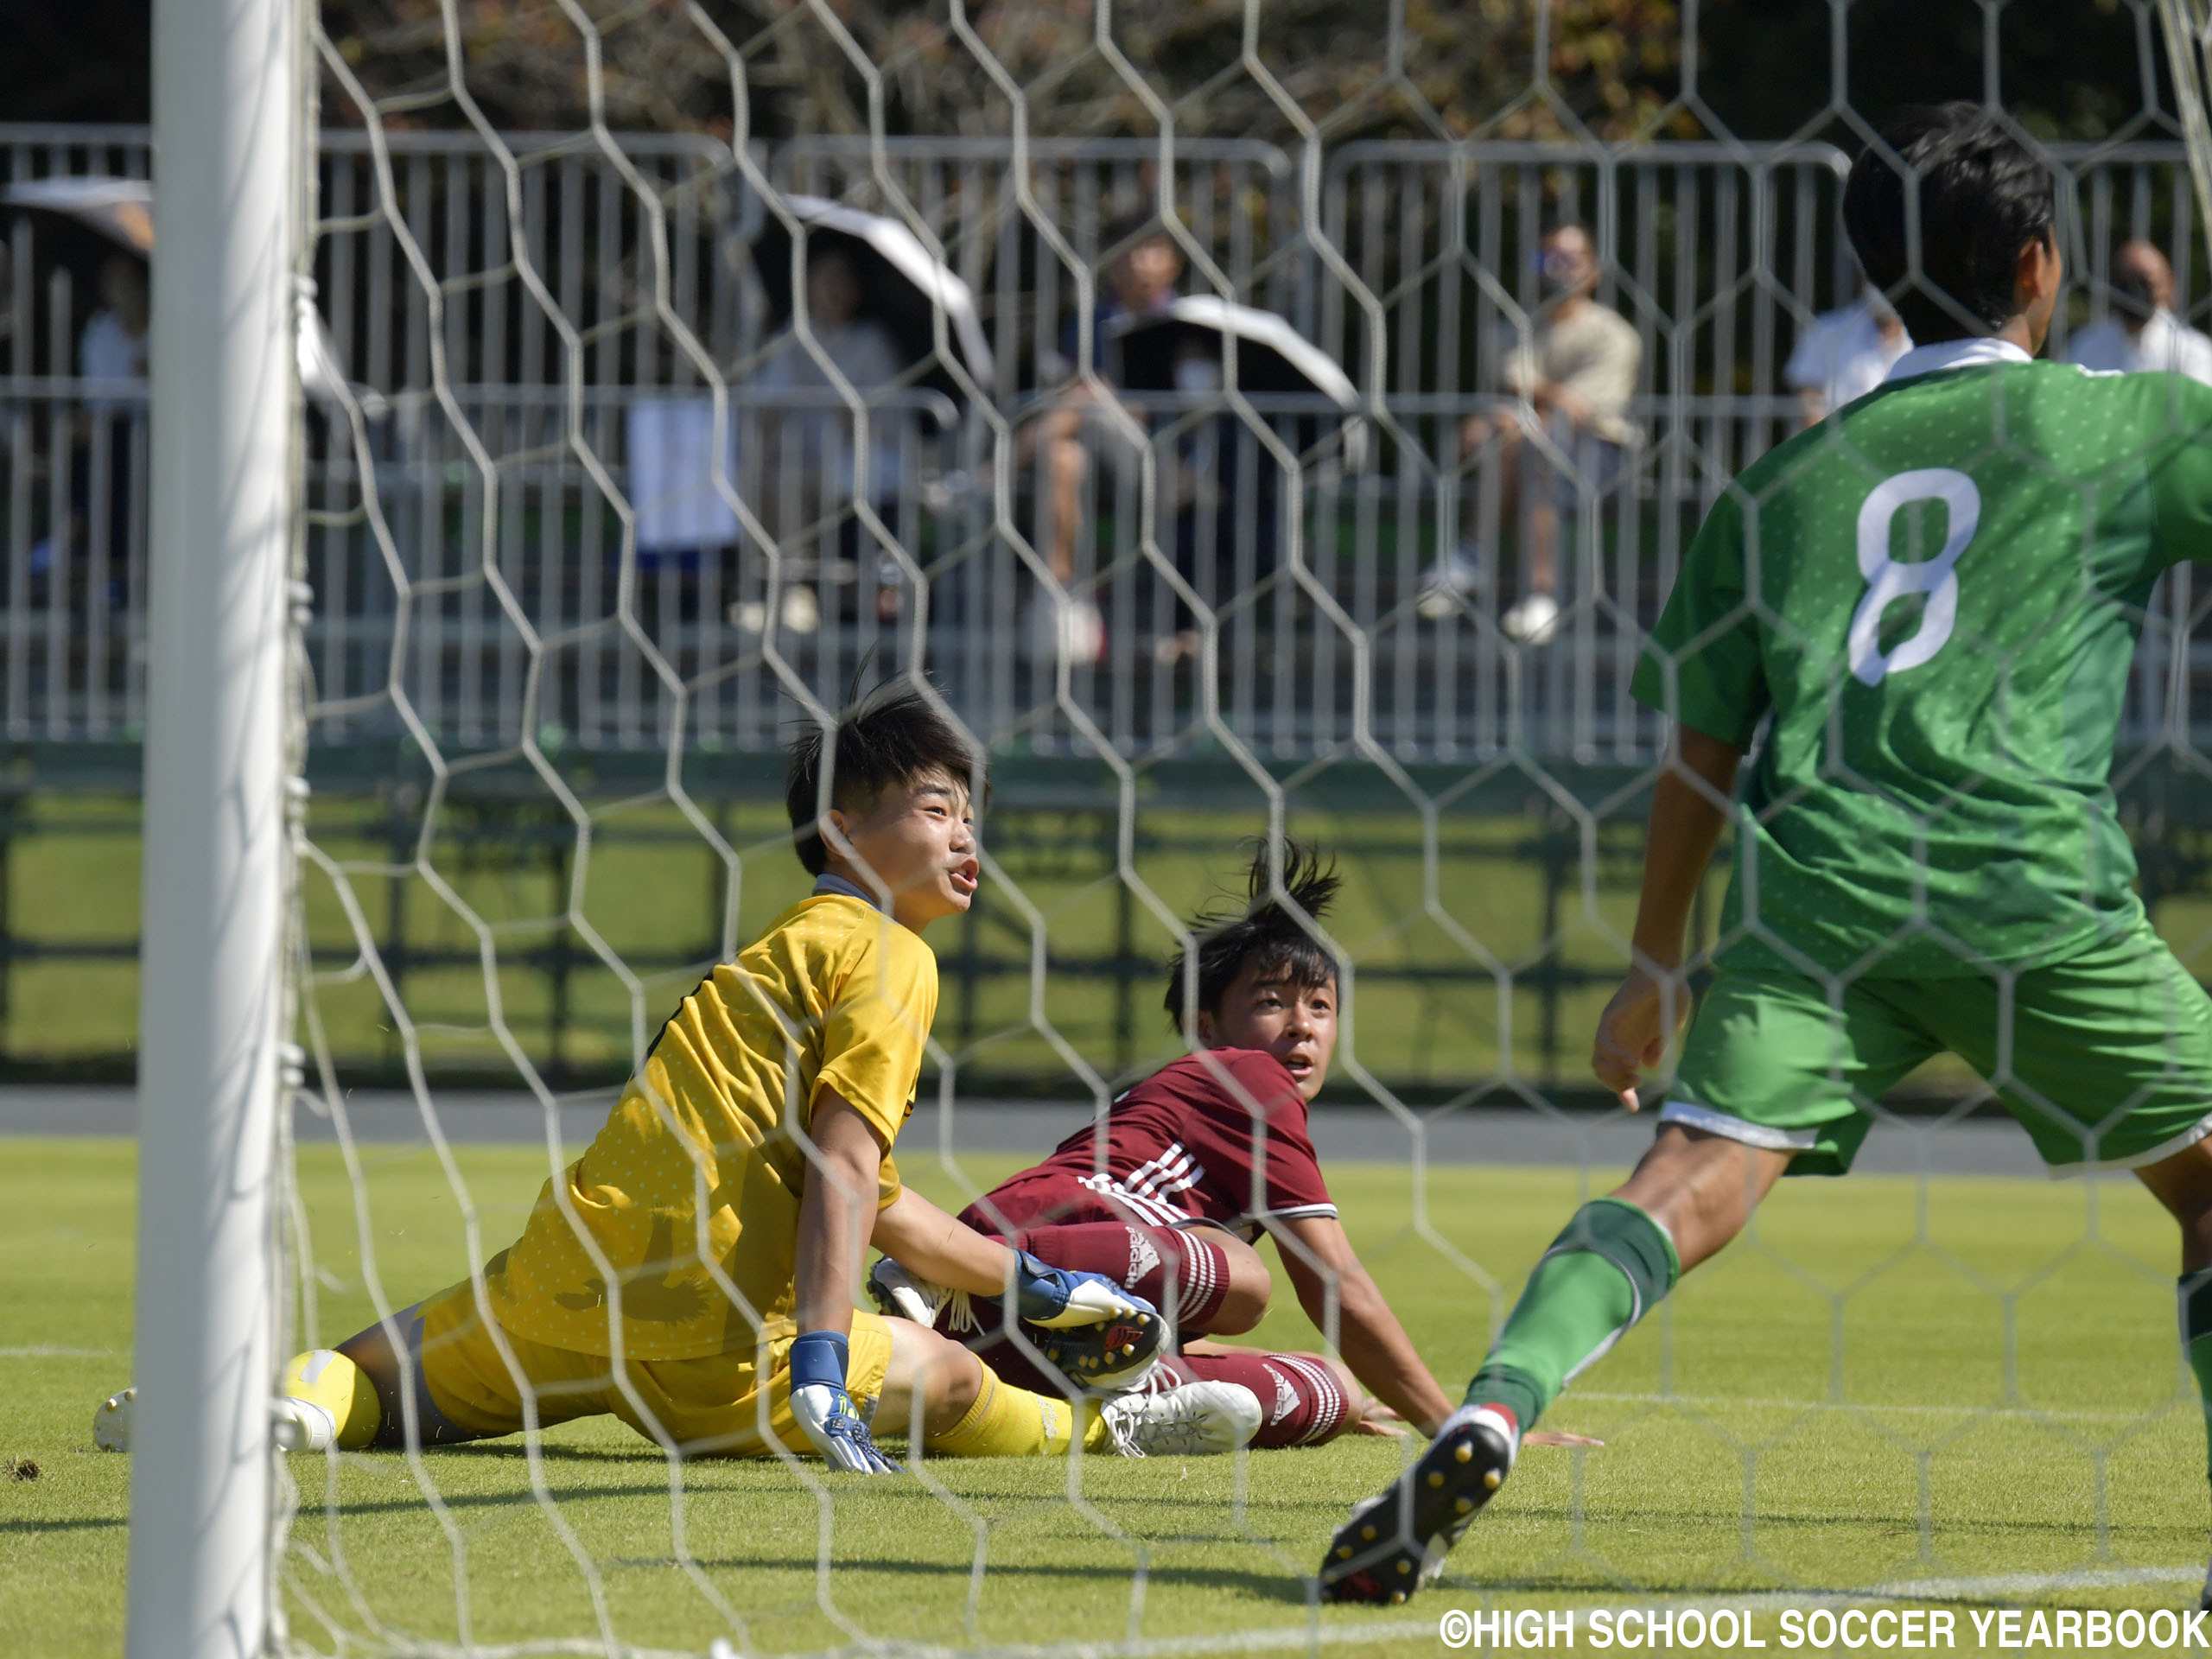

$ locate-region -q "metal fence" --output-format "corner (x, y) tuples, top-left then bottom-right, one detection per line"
(4, 124), (2211, 762)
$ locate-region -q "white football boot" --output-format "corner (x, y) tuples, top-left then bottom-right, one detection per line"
(92, 1386), (134, 1452)
(867, 1256), (952, 1327)
(94, 1377), (345, 1453)
(1096, 1379), (1261, 1458)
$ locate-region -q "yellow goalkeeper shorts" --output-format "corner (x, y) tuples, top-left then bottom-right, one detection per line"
(409, 1277), (895, 1457)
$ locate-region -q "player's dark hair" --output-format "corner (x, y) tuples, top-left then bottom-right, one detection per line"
(1164, 838), (1341, 1029)
(785, 684), (979, 875)
(1843, 103), (2056, 343)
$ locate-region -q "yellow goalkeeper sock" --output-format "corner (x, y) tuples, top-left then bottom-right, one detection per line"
(279, 1349), (382, 1452)
(925, 1369), (1105, 1457)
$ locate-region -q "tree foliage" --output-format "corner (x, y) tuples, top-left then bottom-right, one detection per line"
(0, 0), (2164, 149)
(317, 0), (1688, 143)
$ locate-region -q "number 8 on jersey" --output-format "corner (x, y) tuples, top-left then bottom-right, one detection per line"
(1847, 467), (1980, 687)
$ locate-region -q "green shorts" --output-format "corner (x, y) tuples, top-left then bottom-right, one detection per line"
(1663, 918), (2212, 1177)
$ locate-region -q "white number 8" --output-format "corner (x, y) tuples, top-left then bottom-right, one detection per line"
(1847, 467), (1980, 686)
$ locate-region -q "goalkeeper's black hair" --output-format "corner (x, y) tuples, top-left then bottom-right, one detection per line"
(1164, 838), (1342, 1029)
(1843, 102), (2056, 344)
(785, 683), (981, 875)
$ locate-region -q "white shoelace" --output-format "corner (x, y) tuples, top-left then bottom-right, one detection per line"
(944, 1288), (978, 1334)
(1099, 1396), (1146, 1458)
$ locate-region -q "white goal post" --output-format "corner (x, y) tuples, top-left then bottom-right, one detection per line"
(125, 0), (305, 1656)
(87, 0), (2212, 1651)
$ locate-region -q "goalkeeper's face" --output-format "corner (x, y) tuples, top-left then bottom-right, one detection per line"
(1200, 966), (1338, 1102)
(828, 766), (980, 932)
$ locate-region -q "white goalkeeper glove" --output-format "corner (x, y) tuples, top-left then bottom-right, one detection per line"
(786, 1331), (899, 1475)
(1012, 1250), (1158, 1330)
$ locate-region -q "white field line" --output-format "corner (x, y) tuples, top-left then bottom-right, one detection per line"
(0, 1344), (115, 1358)
(1869, 1566), (2201, 1599)
(1567, 1390), (2182, 1424)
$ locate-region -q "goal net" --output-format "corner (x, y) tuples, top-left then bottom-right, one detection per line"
(134, 0), (2212, 1649)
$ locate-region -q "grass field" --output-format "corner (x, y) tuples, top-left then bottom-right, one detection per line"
(3, 1133), (2207, 1657)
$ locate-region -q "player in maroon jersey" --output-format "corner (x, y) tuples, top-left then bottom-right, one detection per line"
(870, 842), (1455, 1447)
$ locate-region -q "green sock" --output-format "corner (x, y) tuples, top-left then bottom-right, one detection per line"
(1467, 1198), (1681, 1433)
(2183, 1271), (2212, 1485)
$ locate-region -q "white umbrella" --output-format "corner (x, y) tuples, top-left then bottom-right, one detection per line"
(3, 176), (385, 416)
(1110, 294), (1365, 467)
(2, 176), (155, 257)
(1111, 294), (1358, 407)
(759, 195), (996, 397)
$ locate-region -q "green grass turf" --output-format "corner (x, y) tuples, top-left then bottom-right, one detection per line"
(3, 1136), (2206, 1657)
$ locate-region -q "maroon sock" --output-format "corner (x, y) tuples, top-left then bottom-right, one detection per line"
(1011, 1221), (1232, 1331)
(1160, 1351), (1352, 1448)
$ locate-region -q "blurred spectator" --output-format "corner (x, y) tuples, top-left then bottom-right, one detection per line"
(2064, 239), (2212, 385)
(751, 242), (906, 631)
(1420, 223), (1641, 645)
(38, 251), (149, 592)
(756, 243), (903, 480)
(1032, 215), (1183, 660)
(1058, 215), (1183, 379)
(79, 251), (149, 392)
(1785, 284), (1909, 424)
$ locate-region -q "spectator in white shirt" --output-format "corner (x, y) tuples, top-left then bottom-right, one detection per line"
(751, 243), (907, 630)
(755, 243), (906, 495)
(79, 252), (149, 408)
(2064, 239), (2212, 386)
(1786, 285), (1909, 425)
(46, 252), (151, 588)
(1419, 223), (1642, 645)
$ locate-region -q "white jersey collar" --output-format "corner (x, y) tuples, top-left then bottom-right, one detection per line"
(1883, 337), (2034, 383)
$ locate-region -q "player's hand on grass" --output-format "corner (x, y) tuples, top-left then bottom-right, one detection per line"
(1012, 1251), (1157, 1329)
(1592, 964), (1692, 1110)
(788, 1331), (900, 1474)
(1351, 1399), (1408, 1438)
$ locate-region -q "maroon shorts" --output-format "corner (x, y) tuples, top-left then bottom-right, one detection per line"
(956, 1169), (1129, 1237)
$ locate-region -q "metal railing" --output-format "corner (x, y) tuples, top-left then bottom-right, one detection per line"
(4, 127), (2210, 761)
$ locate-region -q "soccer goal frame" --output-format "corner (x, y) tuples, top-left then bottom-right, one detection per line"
(110, 2), (2212, 1652)
(124, 0), (307, 1656)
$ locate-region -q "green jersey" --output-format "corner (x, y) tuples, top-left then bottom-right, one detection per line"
(1633, 340), (2212, 977)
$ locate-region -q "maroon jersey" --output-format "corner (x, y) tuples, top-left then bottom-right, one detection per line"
(980, 1049), (1338, 1243)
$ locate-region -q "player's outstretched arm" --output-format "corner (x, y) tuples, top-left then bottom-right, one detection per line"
(1592, 724), (1744, 1110)
(873, 1187), (1156, 1328)
(1273, 1212), (1452, 1435)
(791, 1090), (900, 1472)
(873, 1187), (1025, 1297)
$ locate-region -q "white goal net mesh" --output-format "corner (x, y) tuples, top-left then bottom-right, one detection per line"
(197, 0), (2212, 1650)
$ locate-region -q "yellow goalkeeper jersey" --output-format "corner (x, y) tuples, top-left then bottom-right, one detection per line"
(486, 888), (938, 1360)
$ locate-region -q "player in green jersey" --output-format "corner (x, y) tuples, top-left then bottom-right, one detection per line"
(1320, 102), (2212, 1606)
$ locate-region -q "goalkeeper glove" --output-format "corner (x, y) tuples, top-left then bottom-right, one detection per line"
(787, 1331), (899, 1474)
(1012, 1250), (1159, 1330)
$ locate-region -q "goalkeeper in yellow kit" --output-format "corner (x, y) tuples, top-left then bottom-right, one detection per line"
(98, 689), (1262, 1468)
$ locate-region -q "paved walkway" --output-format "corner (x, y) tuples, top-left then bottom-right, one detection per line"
(1, 1085), (2056, 1176)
